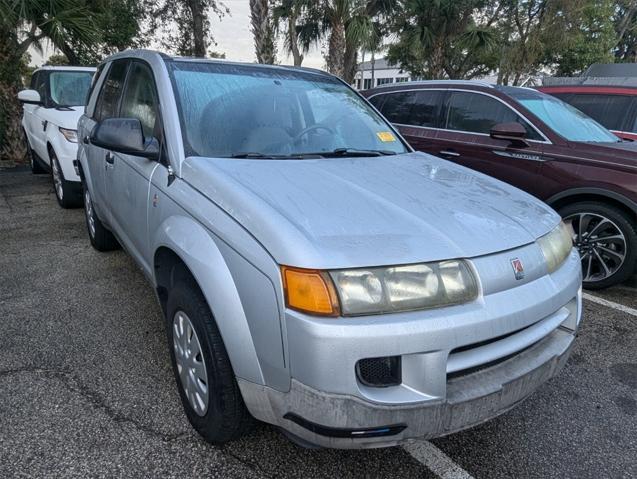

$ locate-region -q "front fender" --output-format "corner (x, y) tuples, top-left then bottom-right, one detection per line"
(47, 126), (80, 181)
(152, 215), (267, 386)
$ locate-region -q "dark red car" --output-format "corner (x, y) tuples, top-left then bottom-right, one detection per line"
(363, 81), (637, 289)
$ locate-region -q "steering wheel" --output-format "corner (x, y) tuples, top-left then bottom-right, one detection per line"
(292, 124), (335, 144)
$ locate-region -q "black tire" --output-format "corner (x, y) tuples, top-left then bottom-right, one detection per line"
(558, 201), (636, 290)
(166, 278), (253, 444)
(83, 184), (119, 251)
(50, 151), (82, 208)
(24, 130), (45, 174)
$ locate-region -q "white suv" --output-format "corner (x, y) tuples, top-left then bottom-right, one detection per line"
(19, 66), (96, 208)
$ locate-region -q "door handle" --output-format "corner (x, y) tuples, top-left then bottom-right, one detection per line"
(439, 149), (460, 158)
(83, 135), (90, 145)
(105, 151), (114, 164)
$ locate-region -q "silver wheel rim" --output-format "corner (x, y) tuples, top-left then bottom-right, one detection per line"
(52, 157), (63, 200)
(84, 189), (96, 238)
(173, 311), (209, 416)
(566, 212), (627, 283)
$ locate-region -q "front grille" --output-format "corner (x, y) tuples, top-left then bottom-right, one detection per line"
(356, 356), (401, 387)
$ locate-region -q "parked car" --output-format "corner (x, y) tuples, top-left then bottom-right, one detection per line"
(540, 63), (637, 141)
(18, 66), (97, 208)
(78, 50), (581, 449)
(364, 81), (637, 289)
(538, 85), (637, 141)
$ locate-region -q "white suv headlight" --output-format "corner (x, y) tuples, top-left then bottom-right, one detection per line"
(330, 260), (478, 316)
(537, 221), (573, 273)
(59, 127), (78, 143)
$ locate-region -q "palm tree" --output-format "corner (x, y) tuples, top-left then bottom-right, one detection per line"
(250, 0), (277, 64)
(297, 0), (395, 82)
(0, 0), (98, 163)
(273, 0), (309, 66)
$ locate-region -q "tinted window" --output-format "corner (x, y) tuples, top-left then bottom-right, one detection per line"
(29, 71), (40, 90)
(94, 61), (129, 121)
(49, 71), (94, 107)
(33, 72), (47, 101)
(120, 62), (160, 139)
(567, 94), (633, 132)
(444, 91), (541, 140)
(167, 61), (408, 158)
(378, 90), (441, 127)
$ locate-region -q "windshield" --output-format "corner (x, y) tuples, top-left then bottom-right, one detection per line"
(167, 61), (409, 158)
(504, 87), (619, 143)
(49, 71), (94, 107)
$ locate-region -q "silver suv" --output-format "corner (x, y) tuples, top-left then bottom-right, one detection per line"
(78, 50), (582, 449)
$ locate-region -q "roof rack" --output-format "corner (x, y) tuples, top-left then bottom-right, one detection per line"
(391, 79), (494, 88)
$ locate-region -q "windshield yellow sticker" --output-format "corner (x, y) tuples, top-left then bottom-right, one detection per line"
(376, 131), (396, 142)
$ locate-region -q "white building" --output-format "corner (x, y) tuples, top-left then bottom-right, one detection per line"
(352, 57), (411, 90)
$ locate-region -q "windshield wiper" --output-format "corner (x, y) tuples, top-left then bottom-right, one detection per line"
(228, 152), (283, 159)
(288, 148), (398, 158)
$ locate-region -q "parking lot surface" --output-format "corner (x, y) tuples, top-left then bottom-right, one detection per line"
(1, 169), (635, 478)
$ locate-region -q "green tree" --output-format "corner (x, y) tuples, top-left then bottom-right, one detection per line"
(250, 0), (277, 64)
(553, 0), (616, 76)
(385, 0), (500, 80)
(0, 0), (98, 164)
(614, 0), (637, 61)
(150, 0), (229, 57)
(273, 0), (309, 66)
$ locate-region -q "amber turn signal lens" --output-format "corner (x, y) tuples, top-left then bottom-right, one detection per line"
(281, 266), (340, 316)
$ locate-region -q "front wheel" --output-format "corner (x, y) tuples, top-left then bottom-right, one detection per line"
(559, 202), (636, 289)
(166, 279), (253, 444)
(51, 151), (81, 208)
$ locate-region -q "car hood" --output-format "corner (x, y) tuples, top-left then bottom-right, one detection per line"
(181, 152), (560, 269)
(41, 106), (84, 130)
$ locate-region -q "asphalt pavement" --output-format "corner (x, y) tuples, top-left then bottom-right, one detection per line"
(1, 168), (635, 478)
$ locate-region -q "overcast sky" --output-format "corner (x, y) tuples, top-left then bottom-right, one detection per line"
(29, 0), (327, 68)
(210, 0), (326, 68)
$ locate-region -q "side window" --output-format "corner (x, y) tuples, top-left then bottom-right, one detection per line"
(29, 71), (40, 90)
(85, 64), (105, 116)
(33, 72), (47, 101)
(379, 92), (414, 124)
(568, 94), (633, 132)
(119, 62), (160, 139)
(409, 91), (441, 127)
(368, 94), (386, 111)
(94, 60), (129, 122)
(377, 90), (441, 127)
(444, 91), (541, 140)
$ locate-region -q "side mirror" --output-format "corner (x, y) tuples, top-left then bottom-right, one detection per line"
(490, 122), (529, 147)
(89, 118), (159, 160)
(18, 89), (42, 105)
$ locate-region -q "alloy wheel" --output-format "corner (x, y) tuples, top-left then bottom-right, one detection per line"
(566, 212), (627, 283)
(173, 311), (209, 416)
(84, 189), (96, 238)
(52, 158), (63, 200)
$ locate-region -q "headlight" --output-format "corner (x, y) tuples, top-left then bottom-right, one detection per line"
(537, 221), (573, 273)
(59, 127), (78, 143)
(282, 260), (478, 317)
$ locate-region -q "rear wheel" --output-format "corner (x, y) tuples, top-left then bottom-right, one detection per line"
(83, 185), (119, 251)
(166, 279), (253, 444)
(559, 201), (636, 289)
(51, 151), (81, 208)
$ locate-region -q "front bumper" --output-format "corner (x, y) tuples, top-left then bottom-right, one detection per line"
(239, 248), (582, 448)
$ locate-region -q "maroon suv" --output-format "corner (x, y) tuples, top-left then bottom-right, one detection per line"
(363, 81), (636, 289)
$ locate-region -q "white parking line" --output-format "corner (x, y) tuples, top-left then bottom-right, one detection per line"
(582, 292), (637, 317)
(403, 441), (474, 479)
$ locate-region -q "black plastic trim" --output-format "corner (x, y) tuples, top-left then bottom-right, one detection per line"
(283, 412), (406, 438)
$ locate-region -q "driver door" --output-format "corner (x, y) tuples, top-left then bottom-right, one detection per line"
(105, 61), (163, 276)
